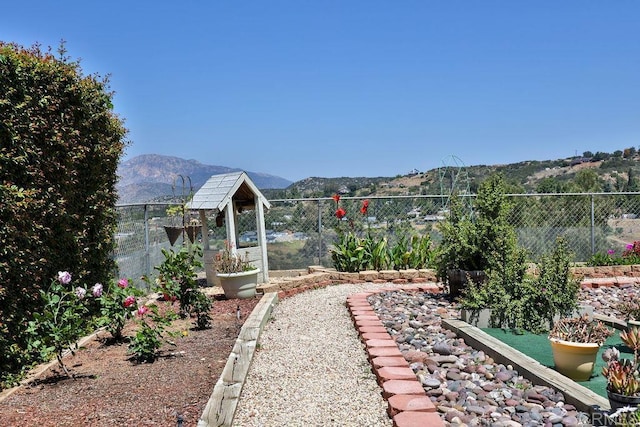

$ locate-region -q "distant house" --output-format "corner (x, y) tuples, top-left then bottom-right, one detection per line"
(407, 208), (422, 218)
(570, 157), (593, 166)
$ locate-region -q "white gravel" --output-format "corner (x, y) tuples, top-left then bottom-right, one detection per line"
(233, 283), (399, 427)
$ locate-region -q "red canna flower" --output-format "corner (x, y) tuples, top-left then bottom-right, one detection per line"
(332, 194), (340, 205)
(335, 207), (346, 219)
(360, 199), (369, 215)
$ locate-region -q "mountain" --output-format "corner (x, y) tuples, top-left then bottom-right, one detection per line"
(118, 149), (640, 203)
(116, 154), (293, 203)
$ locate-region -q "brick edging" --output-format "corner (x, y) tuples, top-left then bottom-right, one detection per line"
(346, 284), (445, 427)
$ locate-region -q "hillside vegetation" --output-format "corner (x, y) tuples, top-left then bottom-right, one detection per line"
(263, 148), (640, 199)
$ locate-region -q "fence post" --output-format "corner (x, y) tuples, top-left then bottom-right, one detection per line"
(317, 199), (322, 264)
(590, 194), (595, 255)
(144, 204), (150, 277)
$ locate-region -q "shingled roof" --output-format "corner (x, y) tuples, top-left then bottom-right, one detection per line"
(186, 171), (271, 211)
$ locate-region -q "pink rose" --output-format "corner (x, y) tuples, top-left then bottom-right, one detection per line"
(57, 271), (72, 285)
(92, 283), (103, 297)
(123, 295), (136, 308)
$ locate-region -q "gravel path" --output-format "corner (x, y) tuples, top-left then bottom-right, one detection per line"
(233, 282), (640, 427)
(233, 283), (402, 427)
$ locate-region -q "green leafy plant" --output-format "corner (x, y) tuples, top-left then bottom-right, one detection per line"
(127, 304), (178, 363)
(588, 242), (640, 266)
(330, 195), (434, 272)
(331, 232), (367, 272)
(96, 278), (143, 341)
(362, 236), (389, 271)
(154, 245), (204, 318)
(191, 291), (213, 330)
(26, 272), (96, 376)
(389, 234), (411, 270)
(461, 236), (580, 334)
(435, 174), (517, 284)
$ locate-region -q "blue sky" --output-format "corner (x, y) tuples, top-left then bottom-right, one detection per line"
(3, 2), (639, 182)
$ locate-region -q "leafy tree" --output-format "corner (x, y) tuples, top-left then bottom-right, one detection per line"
(572, 169), (602, 192)
(627, 168), (640, 192)
(0, 42), (127, 386)
(624, 147), (637, 158)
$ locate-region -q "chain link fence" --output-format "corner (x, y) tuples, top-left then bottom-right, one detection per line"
(114, 193), (640, 281)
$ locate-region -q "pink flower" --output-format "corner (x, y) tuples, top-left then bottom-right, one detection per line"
(117, 278), (129, 289)
(57, 271), (72, 285)
(92, 283), (103, 297)
(607, 249), (615, 255)
(627, 243), (634, 250)
(75, 287), (86, 299)
(123, 295), (136, 308)
(137, 306), (149, 317)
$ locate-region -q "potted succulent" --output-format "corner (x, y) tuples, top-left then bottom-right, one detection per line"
(214, 241), (259, 299)
(618, 301), (640, 329)
(602, 327), (640, 411)
(548, 314), (614, 381)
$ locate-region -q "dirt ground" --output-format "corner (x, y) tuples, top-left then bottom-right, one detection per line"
(0, 296), (259, 427)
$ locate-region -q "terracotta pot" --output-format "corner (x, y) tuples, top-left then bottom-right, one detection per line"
(216, 269), (260, 299)
(549, 338), (600, 381)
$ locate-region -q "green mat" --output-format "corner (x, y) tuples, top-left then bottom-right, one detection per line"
(482, 327), (633, 397)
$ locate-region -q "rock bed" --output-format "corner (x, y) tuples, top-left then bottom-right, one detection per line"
(368, 285), (640, 427)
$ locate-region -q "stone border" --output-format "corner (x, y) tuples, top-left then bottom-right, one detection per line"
(346, 284), (445, 427)
(197, 292), (278, 427)
(258, 266), (441, 296)
(441, 319), (610, 414)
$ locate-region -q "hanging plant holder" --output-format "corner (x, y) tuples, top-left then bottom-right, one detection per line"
(185, 225), (200, 243)
(216, 212), (225, 227)
(164, 226), (184, 246)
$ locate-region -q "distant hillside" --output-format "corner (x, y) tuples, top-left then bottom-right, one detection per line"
(118, 150), (640, 203)
(117, 154), (292, 203)
(264, 148), (640, 199)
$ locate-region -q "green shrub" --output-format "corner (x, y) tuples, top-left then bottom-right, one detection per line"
(151, 245), (210, 328)
(435, 173), (516, 281)
(0, 42), (127, 386)
(461, 236), (578, 334)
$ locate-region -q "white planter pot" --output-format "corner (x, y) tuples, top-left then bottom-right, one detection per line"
(549, 338), (600, 381)
(216, 269), (260, 299)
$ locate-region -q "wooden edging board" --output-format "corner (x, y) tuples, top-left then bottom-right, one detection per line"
(441, 319), (610, 415)
(197, 292), (279, 427)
